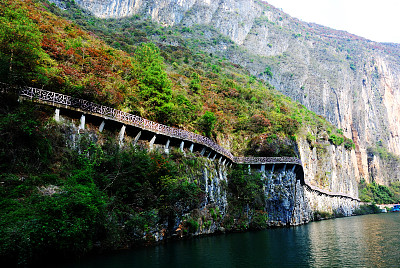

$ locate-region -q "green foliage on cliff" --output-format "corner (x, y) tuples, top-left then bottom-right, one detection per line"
(0, 97), (206, 265)
(368, 143), (400, 163)
(0, 0), (53, 84)
(359, 179), (400, 204)
(18, 0), (352, 156)
(225, 165), (268, 230)
(129, 42), (174, 122)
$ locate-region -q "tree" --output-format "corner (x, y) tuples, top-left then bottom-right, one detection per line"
(201, 111), (217, 137)
(0, 1), (52, 84)
(130, 42), (174, 122)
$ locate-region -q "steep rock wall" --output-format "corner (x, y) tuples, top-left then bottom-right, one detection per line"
(58, 0), (400, 185)
(297, 136), (360, 197)
(57, 113), (358, 243)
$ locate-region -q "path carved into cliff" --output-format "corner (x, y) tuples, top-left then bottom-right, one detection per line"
(1, 83), (360, 202)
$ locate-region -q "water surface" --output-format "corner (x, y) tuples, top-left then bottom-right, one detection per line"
(62, 213), (400, 267)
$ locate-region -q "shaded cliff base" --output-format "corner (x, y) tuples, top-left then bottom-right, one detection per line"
(0, 98), (360, 266)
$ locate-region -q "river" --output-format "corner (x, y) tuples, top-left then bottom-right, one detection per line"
(62, 213), (400, 267)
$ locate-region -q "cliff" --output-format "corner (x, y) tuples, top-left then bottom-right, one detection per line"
(57, 0), (400, 186)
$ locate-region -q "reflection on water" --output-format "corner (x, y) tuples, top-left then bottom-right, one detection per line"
(62, 213), (400, 268)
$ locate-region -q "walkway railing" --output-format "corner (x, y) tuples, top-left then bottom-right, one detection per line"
(1, 83), (360, 201)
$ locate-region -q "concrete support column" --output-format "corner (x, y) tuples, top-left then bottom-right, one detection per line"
(219, 156), (223, 163)
(222, 159), (226, 165)
(189, 143), (194, 153)
(212, 154), (217, 161)
(291, 165), (296, 173)
(248, 165), (251, 174)
(207, 151), (212, 158)
(99, 120), (105, 132)
(79, 114), (85, 130)
(133, 131), (142, 146)
(261, 164), (265, 172)
(165, 139), (171, 154)
(180, 141), (185, 152)
(200, 147), (206, 156)
(271, 164), (275, 173)
(54, 108), (60, 122)
(283, 164), (287, 172)
(150, 135), (157, 151)
(119, 125), (126, 146)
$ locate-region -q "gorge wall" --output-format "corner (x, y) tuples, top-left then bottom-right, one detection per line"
(55, 110), (358, 243)
(56, 0), (400, 186)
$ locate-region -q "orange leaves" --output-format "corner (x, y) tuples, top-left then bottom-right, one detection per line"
(42, 36), (65, 60)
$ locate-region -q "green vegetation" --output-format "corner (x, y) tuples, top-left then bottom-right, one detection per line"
(0, 96), (206, 265)
(359, 179), (400, 204)
(353, 204), (382, 215)
(129, 42), (174, 122)
(313, 211), (333, 221)
(368, 142), (400, 163)
(225, 166), (268, 230)
(0, 1), (361, 264)
(17, 0), (351, 156)
(200, 111), (217, 137)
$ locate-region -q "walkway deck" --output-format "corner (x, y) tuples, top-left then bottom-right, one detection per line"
(0, 83), (360, 202)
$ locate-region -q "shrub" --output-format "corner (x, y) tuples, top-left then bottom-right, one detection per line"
(200, 111), (217, 137)
(185, 217), (199, 233)
(329, 134), (344, 146)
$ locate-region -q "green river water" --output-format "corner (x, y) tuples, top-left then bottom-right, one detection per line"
(62, 213), (400, 268)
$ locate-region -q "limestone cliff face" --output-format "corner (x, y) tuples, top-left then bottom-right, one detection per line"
(53, 0), (400, 185)
(297, 136), (359, 197)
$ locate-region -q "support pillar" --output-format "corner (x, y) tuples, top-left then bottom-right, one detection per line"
(133, 131), (142, 146)
(79, 114), (85, 130)
(207, 151), (212, 158)
(212, 154), (217, 161)
(189, 143), (194, 153)
(222, 159), (226, 165)
(261, 164), (265, 172)
(165, 139), (171, 154)
(150, 135), (157, 151)
(180, 141), (185, 152)
(271, 164), (275, 173)
(248, 164), (251, 174)
(99, 120), (105, 132)
(219, 156), (223, 163)
(119, 125), (126, 146)
(54, 108), (60, 122)
(200, 147), (206, 156)
(291, 165), (296, 173)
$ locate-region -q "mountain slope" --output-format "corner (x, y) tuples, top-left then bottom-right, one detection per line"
(57, 0), (400, 184)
